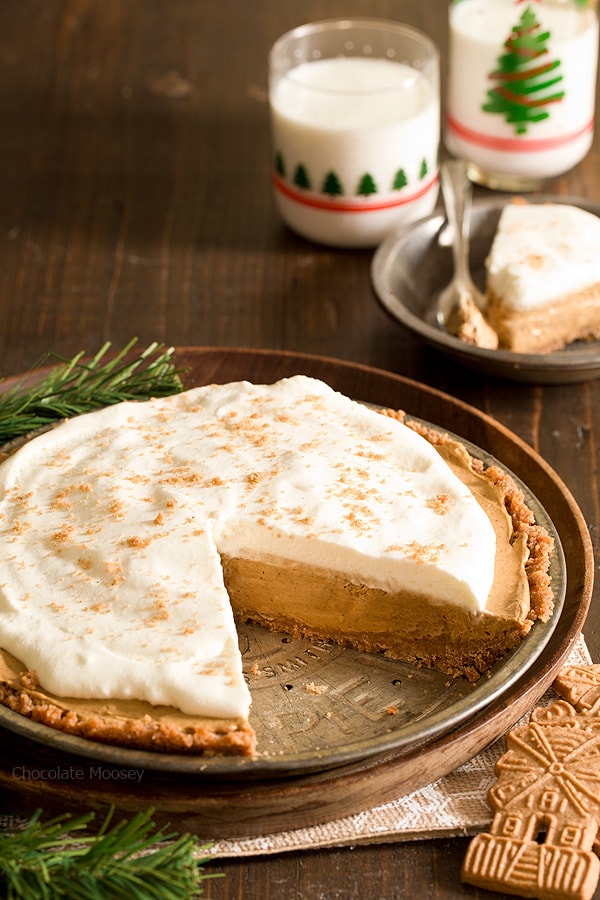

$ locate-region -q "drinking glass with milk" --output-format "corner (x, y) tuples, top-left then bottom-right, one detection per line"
(269, 19), (440, 248)
(446, 0), (599, 191)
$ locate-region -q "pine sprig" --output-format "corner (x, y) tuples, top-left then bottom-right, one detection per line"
(0, 339), (186, 444)
(0, 807), (219, 900)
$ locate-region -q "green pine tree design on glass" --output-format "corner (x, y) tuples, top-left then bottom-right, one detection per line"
(419, 159), (428, 179)
(357, 173), (378, 196)
(294, 163), (311, 190)
(322, 171), (344, 196)
(483, 5), (565, 135)
(392, 168), (408, 190)
(275, 152), (286, 178)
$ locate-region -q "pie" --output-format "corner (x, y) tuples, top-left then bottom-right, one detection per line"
(485, 200), (600, 353)
(0, 376), (554, 755)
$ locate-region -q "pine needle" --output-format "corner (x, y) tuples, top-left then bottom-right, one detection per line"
(0, 348), (212, 893)
(0, 339), (186, 444)
(0, 807), (219, 899)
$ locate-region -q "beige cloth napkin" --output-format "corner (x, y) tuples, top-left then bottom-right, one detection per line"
(0, 636), (591, 859)
(206, 634), (592, 858)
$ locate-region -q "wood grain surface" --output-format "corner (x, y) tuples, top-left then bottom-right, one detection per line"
(1, 2), (599, 898)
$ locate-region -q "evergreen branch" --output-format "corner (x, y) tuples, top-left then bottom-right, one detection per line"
(0, 807), (219, 899)
(0, 340), (186, 444)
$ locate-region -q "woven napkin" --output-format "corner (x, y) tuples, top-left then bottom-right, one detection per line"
(0, 635), (592, 859)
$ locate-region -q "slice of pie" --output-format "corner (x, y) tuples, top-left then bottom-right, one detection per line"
(0, 376), (554, 756)
(485, 201), (600, 353)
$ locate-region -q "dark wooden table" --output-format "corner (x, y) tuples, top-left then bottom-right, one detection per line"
(1, 2), (599, 897)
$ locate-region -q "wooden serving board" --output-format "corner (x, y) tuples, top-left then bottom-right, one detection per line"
(0, 348), (593, 838)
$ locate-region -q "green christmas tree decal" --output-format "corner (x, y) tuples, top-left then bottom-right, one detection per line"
(275, 152), (286, 178)
(293, 164), (311, 190)
(483, 5), (565, 135)
(392, 168), (408, 190)
(321, 171), (344, 196)
(419, 159), (428, 179)
(356, 173), (378, 196)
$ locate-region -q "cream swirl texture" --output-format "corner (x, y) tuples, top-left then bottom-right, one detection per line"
(486, 203), (600, 312)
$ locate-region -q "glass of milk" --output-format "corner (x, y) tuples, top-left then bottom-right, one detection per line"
(269, 19), (440, 248)
(446, 0), (599, 191)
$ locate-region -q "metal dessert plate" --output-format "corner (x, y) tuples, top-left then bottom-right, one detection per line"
(0, 419), (566, 780)
(371, 195), (600, 384)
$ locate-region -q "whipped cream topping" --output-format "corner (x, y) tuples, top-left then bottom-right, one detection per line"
(0, 376), (496, 718)
(486, 203), (600, 312)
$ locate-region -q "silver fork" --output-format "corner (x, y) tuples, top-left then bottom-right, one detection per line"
(436, 159), (487, 329)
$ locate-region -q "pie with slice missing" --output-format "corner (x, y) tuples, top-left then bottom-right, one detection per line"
(0, 376), (554, 755)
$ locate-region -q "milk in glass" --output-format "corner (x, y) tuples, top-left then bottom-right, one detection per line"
(269, 22), (440, 247)
(446, 0), (598, 189)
